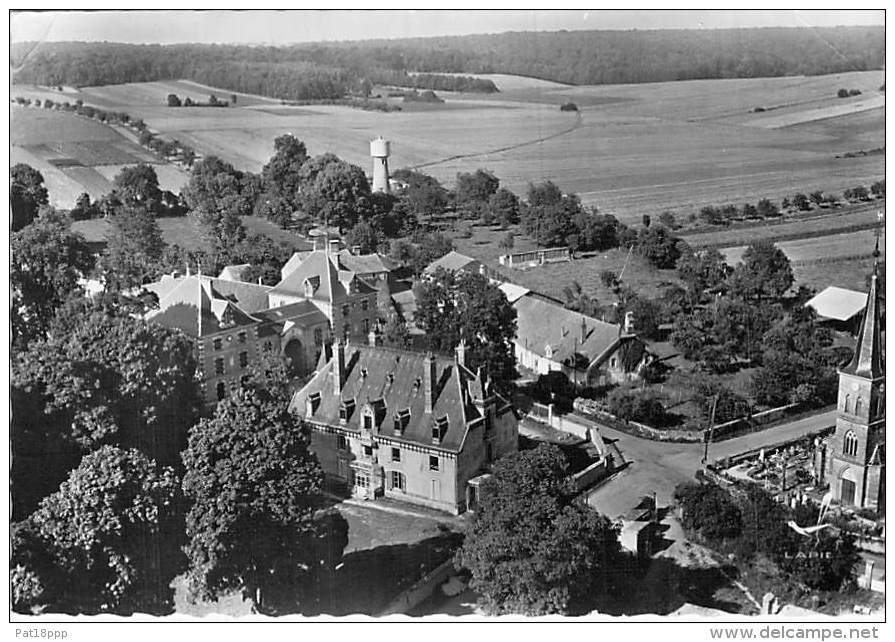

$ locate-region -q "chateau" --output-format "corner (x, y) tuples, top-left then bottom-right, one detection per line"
(289, 339), (519, 514)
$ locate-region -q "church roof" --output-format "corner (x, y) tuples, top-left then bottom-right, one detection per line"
(841, 270), (884, 379)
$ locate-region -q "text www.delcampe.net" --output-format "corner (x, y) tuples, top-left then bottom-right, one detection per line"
(710, 627), (880, 640)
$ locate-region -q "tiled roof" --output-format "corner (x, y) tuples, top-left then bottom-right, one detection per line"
(280, 251), (314, 280)
(145, 276), (261, 337)
(424, 251), (480, 275)
(806, 286), (868, 322)
(145, 274), (272, 314)
(514, 294), (622, 365)
(337, 249), (395, 275)
(269, 250), (375, 302)
(290, 344), (509, 453)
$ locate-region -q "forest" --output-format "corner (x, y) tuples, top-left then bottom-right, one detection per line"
(11, 26), (884, 98)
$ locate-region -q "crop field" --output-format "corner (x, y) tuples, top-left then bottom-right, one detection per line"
(11, 105), (188, 207)
(11, 70), (884, 227)
(680, 202), (885, 249)
(722, 227), (885, 265)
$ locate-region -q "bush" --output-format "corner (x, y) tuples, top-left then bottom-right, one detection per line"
(607, 388), (669, 426)
(673, 482), (743, 542)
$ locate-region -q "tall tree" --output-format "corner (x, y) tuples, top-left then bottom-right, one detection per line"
(12, 446), (183, 615)
(728, 240), (794, 302)
(260, 134), (309, 206)
(10, 163), (49, 231)
(489, 187), (520, 227)
(113, 163), (163, 211)
(391, 168), (448, 222)
(99, 206), (167, 291)
(11, 207), (94, 347)
(182, 156), (256, 248)
(182, 387), (347, 613)
(457, 444), (621, 615)
(415, 270), (517, 390)
(455, 169), (500, 206)
(300, 157), (372, 231)
(676, 246), (730, 304)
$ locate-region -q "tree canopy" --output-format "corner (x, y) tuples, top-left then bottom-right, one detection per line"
(415, 270), (518, 389)
(181, 386), (346, 613)
(11, 163), (49, 231)
(728, 240), (794, 302)
(457, 444), (621, 615)
(10, 207), (94, 348)
(11, 446), (183, 614)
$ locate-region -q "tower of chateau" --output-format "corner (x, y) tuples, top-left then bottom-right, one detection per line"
(821, 262), (885, 510)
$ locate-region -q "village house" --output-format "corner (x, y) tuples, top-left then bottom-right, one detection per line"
(814, 266), (885, 510)
(289, 339), (519, 514)
(512, 292), (651, 387)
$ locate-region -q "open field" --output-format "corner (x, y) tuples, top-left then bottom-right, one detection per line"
(11, 105), (188, 207)
(13, 70), (882, 223)
(680, 201), (885, 249)
(722, 227), (885, 265)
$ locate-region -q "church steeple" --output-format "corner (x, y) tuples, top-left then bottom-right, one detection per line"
(841, 263), (884, 379)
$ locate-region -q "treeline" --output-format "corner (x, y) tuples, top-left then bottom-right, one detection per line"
(311, 26), (884, 84)
(10, 41), (496, 101)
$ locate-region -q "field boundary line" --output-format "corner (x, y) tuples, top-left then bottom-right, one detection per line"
(411, 110), (582, 171)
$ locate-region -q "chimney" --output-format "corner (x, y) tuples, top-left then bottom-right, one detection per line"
(333, 339), (345, 394)
(368, 328), (378, 346)
(624, 311), (635, 335)
(424, 352), (437, 414)
(455, 339), (467, 368)
(329, 238), (340, 255)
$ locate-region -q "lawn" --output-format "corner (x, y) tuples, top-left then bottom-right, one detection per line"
(722, 227), (885, 267)
(155, 216), (312, 252)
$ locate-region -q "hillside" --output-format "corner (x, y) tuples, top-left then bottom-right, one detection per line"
(11, 26), (884, 99)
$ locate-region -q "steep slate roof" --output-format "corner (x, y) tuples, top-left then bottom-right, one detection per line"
(280, 251), (314, 281)
(290, 344), (509, 453)
(513, 294), (623, 366)
(269, 250), (376, 301)
(424, 251), (481, 275)
(145, 274), (272, 314)
(806, 286), (868, 322)
(145, 276), (261, 338)
(841, 270), (884, 379)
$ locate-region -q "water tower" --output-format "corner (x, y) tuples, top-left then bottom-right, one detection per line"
(370, 136), (390, 194)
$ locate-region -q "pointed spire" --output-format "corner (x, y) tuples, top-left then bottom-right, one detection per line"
(841, 267), (884, 379)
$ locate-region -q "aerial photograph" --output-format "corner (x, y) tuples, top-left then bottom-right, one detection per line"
(7, 7), (886, 631)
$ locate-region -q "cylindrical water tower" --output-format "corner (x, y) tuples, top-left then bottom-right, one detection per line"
(370, 136), (390, 194)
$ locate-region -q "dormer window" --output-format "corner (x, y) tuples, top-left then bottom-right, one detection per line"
(363, 413), (373, 432)
(306, 392), (321, 417)
(303, 277), (319, 298)
(432, 415), (449, 444)
(339, 398), (356, 424)
(394, 408), (411, 435)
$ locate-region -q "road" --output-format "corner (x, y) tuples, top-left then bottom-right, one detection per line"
(586, 410), (837, 519)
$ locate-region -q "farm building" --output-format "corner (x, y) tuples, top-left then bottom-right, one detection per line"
(805, 286), (868, 332)
(512, 292), (652, 387)
(498, 246), (572, 269)
(289, 340), (519, 514)
(424, 251), (484, 277)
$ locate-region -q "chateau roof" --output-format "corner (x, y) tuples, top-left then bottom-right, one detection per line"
(269, 250), (375, 302)
(841, 271), (884, 379)
(145, 275), (261, 338)
(290, 344), (511, 453)
(337, 249), (395, 275)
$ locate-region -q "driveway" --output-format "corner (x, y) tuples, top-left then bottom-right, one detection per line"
(586, 410), (836, 520)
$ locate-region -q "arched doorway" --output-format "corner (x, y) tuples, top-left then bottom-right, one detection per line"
(284, 338), (306, 377)
(839, 467), (858, 506)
